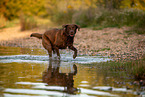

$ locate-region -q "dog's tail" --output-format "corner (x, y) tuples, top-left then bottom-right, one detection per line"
(30, 33), (42, 39)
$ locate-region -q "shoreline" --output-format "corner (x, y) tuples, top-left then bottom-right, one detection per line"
(0, 26), (145, 60)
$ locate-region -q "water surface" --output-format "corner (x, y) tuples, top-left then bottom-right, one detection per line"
(0, 46), (142, 97)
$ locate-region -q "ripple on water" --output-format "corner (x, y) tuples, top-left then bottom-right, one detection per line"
(0, 55), (112, 64)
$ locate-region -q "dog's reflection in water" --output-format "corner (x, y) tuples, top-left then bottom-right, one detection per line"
(42, 59), (78, 94)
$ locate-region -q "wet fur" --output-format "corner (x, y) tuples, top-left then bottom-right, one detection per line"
(30, 24), (80, 59)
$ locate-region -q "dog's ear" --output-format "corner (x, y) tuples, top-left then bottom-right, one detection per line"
(62, 24), (68, 35)
(62, 24), (68, 29)
(75, 24), (80, 31)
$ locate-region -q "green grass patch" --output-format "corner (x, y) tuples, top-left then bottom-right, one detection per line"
(100, 56), (145, 80)
(102, 33), (109, 35)
(97, 48), (111, 52)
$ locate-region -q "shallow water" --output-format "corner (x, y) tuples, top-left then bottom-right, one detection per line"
(0, 46), (143, 97)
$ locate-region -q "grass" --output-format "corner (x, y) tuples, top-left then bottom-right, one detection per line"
(92, 25), (109, 30)
(97, 48), (111, 52)
(100, 55), (145, 80)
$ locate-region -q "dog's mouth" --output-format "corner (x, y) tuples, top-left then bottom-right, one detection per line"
(69, 34), (74, 37)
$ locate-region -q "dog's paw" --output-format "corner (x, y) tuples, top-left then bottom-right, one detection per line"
(57, 56), (60, 60)
(73, 54), (77, 59)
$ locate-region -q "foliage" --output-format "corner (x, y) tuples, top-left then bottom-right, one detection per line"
(20, 14), (37, 31)
(73, 7), (96, 27)
(0, 0), (145, 33)
(131, 13), (145, 34)
(51, 8), (75, 25)
(97, 0), (122, 9)
(0, 0), (47, 20)
(94, 8), (145, 27)
(0, 15), (19, 29)
(121, 0), (145, 10)
(0, 0), (145, 20)
(73, 8), (145, 34)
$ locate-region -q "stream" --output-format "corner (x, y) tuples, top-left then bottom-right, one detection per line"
(0, 46), (144, 97)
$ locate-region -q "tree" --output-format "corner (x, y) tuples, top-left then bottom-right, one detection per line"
(121, 0), (145, 10)
(0, 0), (8, 15)
(1, 0), (47, 20)
(97, 0), (123, 9)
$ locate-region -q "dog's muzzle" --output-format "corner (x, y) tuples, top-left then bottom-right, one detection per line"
(69, 31), (75, 37)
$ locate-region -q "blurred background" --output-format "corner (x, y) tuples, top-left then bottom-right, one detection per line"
(0, 1), (145, 96)
(0, 0), (145, 33)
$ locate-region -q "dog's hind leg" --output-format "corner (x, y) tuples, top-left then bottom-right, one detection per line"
(52, 48), (56, 54)
(42, 35), (52, 59)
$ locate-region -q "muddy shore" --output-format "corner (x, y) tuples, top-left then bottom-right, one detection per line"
(0, 26), (145, 60)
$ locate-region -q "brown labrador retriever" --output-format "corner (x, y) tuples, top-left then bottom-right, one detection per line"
(30, 24), (80, 59)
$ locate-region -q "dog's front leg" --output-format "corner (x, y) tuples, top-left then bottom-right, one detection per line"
(53, 45), (60, 59)
(68, 45), (77, 59)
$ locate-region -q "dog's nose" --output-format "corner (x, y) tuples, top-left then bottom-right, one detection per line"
(70, 30), (74, 34)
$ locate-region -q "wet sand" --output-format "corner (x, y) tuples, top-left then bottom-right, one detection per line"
(0, 26), (145, 60)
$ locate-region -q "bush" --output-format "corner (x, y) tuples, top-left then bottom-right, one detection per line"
(73, 7), (96, 27)
(48, 7), (145, 34)
(77, 8), (145, 34)
(132, 13), (145, 34)
(20, 14), (37, 31)
(51, 9), (74, 25)
(94, 9), (145, 28)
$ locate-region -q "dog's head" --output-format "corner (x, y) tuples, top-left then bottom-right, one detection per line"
(62, 24), (80, 37)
